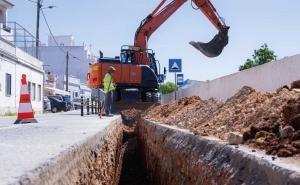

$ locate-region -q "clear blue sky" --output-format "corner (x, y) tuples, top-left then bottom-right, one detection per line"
(8, 0), (300, 83)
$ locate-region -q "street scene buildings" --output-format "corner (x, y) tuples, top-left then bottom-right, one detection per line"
(0, 1), (96, 115)
(1, 0), (300, 184)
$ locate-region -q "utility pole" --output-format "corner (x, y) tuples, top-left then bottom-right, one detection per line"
(36, 0), (41, 59)
(66, 51), (69, 92)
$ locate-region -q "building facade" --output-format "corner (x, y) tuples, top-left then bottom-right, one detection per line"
(39, 35), (97, 83)
(56, 74), (91, 101)
(44, 71), (70, 96)
(0, 1), (44, 115)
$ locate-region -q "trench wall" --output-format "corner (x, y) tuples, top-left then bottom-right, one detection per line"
(162, 54), (300, 103)
(19, 119), (124, 185)
(138, 118), (300, 185)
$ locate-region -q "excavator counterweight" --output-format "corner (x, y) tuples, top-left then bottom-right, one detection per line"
(189, 29), (229, 58)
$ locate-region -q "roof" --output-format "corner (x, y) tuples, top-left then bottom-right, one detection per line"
(0, 0), (14, 8)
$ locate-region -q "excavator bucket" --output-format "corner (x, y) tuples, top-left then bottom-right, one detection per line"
(189, 31), (229, 58)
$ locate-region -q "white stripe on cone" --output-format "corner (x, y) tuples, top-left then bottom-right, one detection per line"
(18, 103), (33, 113)
(20, 84), (29, 94)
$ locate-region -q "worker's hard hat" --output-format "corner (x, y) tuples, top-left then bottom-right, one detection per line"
(108, 66), (116, 72)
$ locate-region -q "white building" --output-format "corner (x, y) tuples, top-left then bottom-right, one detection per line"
(80, 83), (92, 100)
(48, 35), (75, 47)
(0, 1), (44, 115)
(44, 71), (70, 96)
(39, 35), (97, 83)
(0, 0), (12, 25)
(56, 74), (91, 100)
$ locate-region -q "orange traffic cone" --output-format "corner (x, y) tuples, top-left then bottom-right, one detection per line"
(14, 74), (38, 124)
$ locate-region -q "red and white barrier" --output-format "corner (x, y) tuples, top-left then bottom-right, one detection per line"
(14, 74), (38, 124)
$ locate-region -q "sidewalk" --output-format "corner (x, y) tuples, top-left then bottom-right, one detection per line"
(0, 110), (120, 185)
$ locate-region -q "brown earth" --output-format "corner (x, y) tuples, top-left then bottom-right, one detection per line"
(142, 81), (300, 157)
(118, 109), (148, 185)
(112, 102), (156, 114)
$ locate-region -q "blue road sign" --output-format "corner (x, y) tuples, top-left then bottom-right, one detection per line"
(158, 74), (164, 83)
(177, 74), (184, 85)
(169, 59), (182, 72)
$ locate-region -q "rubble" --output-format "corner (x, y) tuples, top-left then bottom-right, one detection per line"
(144, 80), (300, 157)
(227, 132), (244, 145)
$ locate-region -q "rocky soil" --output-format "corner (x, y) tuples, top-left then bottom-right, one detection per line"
(119, 109), (148, 185)
(143, 80), (300, 157)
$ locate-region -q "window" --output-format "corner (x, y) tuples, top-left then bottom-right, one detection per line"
(38, 84), (41, 101)
(75, 92), (78, 97)
(32, 83), (36, 100)
(28, 81), (31, 95)
(5, 73), (11, 96)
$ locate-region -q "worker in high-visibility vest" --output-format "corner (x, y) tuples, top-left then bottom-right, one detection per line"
(103, 66), (116, 116)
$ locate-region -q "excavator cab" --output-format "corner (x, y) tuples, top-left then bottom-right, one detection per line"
(189, 28), (229, 58)
(120, 45), (143, 63)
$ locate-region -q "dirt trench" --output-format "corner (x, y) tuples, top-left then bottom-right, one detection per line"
(118, 109), (148, 185)
(67, 109), (149, 185)
(47, 87), (300, 185)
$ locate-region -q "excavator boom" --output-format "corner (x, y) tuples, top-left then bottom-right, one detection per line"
(134, 0), (230, 60)
(189, 0), (229, 57)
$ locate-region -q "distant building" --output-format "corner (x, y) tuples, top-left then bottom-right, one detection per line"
(56, 74), (92, 100)
(39, 35), (97, 83)
(80, 83), (92, 100)
(179, 79), (204, 89)
(44, 71), (70, 96)
(48, 35), (75, 47)
(0, 1), (44, 114)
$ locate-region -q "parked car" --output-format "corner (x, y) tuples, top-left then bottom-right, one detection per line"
(47, 95), (72, 110)
(47, 97), (68, 113)
(72, 97), (87, 110)
(43, 96), (51, 111)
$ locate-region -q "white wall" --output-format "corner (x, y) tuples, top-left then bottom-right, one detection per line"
(0, 40), (44, 115)
(48, 35), (74, 46)
(80, 83), (92, 100)
(58, 75), (81, 100)
(162, 54), (300, 103)
(39, 46), (96, 82)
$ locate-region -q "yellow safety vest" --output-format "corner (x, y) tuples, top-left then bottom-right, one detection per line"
(103, 73), (115, 93)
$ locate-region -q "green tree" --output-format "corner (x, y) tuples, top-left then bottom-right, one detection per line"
(159, 81), (178, 94)
(238, 43), (277, 71)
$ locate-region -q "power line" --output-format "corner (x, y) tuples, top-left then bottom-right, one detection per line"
(40, 9), (90, 63)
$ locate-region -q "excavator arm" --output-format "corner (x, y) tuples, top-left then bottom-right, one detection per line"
(134, 0), (229, 64)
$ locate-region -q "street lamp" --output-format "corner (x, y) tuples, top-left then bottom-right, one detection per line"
(36, 0), (56, 59)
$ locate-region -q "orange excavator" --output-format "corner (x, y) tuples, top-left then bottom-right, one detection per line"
(87, 0), (229, 102)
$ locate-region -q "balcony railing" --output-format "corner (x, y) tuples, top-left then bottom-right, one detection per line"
(0, 21), (41, 59)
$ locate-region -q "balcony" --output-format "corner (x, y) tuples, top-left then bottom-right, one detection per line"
(0, 21), (40, 59)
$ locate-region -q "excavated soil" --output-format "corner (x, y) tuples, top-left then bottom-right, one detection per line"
(143, 80), (300, 157)
(119, 109), (148, 185)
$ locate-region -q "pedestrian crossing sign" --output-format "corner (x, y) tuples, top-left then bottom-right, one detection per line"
(169, 59), (182, 72)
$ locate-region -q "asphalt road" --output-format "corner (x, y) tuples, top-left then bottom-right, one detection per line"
(0, 110), (120, 185)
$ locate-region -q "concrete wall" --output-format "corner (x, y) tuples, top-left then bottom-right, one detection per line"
(162, 54), (300, 103)
(0, 39), (44, 115)
(139, 118), (300, 185)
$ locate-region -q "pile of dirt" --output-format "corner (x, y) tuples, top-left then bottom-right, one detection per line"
(143, 81), (300, 157)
